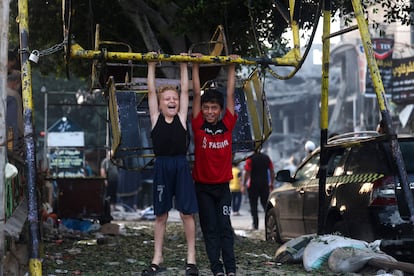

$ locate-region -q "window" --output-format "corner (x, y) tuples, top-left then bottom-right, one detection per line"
(326, 149), (345, 176)
(399, 140), (414, 173)
(345, 142), (390, 175)
(316, 148), (345, 177)
(295, 154), (320, 180)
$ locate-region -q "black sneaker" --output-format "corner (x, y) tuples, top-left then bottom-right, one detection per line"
(185, 263), (199, 276)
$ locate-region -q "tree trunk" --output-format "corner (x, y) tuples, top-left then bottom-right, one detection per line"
(0, 0), (10, 268)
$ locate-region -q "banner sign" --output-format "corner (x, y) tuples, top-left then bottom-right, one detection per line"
(365, 38), (394, 95)
(49, 148), (85, 177)
(392, 57), (414, 103)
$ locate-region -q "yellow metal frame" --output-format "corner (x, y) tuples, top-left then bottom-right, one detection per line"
(69, 0), (305, 67)
(70, 42), (302, 66)
(107, 77), (121, 155)
(243, 69), (272, 150)
(14, 0), (414, 274)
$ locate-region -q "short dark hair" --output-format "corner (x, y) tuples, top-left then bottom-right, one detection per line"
(201, 89), (224, 108)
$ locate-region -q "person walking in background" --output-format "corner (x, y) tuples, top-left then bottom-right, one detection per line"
(142, 55), (199, 276)
(230, 161), (243, 216)
(192, 53), (239, 276)
(100, 150), (119, 211)
(244, 149), (275, 230)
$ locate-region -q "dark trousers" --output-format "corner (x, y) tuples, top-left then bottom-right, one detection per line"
(248, 187), (269, 229)
(231, 191), (242, 213)
(107, 179), (118, 205)
(196, 182), (236, 275)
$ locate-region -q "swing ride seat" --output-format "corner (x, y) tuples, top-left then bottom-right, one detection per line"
(107, 76), (267, 170)
(103, 25), (271, 170)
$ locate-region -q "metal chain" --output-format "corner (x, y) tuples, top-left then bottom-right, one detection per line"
(18, 38), (67, 57)
(38, 38), (67, 57)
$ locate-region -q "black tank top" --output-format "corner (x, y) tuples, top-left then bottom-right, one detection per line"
(151, 114), (188, 156)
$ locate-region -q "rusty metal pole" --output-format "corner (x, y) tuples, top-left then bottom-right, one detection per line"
(17, 0), (42, 274)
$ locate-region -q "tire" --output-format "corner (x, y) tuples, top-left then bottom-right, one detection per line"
(265, 208), (282, 243)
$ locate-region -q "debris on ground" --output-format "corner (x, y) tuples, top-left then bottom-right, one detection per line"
(42, 221), (337, 275)
(275, 233), (414, 275)
(41, 206), (414, 276)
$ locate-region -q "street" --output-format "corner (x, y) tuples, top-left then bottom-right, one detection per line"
(165, 194), (265, 238)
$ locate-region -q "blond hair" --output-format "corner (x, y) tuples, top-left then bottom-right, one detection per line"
(157, 85), (179, 94)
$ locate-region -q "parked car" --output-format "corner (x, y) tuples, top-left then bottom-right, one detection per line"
(265, 131), (414, 260)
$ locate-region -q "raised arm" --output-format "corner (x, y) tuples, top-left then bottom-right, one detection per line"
(226, 55), (238, 115)
(147, 57), (159, 128)
(192, 54), (202, 118)
(178, 54), (189, 126)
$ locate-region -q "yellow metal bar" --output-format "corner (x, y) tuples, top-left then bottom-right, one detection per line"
(317, 0), (332, 236)
(320, 6), (331, 130)
(243, 71), (262, 149)
(288, 0), (302, 62)
(251, 72), (272, 143)
(210, 25), (226, 56)
(351, 0), (388, 111)
(70, 43), (299, 66)
(19, 0), (43, 274)
(108, 77), (121, 154)
(29, 259), (42, 276)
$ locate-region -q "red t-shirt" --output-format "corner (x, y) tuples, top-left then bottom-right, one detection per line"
(244, 153), (274, 189)
(192, 109), (237, 184)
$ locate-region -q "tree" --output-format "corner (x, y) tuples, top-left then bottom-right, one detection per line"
(8, 0), (413, 78)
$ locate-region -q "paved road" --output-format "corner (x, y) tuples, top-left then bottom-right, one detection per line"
(166, 194), (266, 239)
(114, 193), (266, 238)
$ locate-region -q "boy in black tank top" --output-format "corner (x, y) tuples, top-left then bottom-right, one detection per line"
(142, 53), (199, 276)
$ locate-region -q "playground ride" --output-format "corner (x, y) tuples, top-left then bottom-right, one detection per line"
(3, 0), (414, 275)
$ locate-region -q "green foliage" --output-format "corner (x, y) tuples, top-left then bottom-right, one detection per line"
(8, 0), (414, 78)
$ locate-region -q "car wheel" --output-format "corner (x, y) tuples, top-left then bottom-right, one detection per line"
(265, 208), (282, 243)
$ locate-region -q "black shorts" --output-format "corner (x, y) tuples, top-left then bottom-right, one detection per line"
(153, 155), (198, 215)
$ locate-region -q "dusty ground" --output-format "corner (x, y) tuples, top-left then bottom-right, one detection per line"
(40, 203), (408, 275)
(41, 219), (341, 276)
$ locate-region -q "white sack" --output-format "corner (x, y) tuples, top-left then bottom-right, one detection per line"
(303, 234), (370, 271)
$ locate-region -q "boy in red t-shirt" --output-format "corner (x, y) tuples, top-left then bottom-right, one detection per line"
(192, 54), (238, 276)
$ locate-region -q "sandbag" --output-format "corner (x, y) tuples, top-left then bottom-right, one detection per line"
(328, 246), (397, 273)
(274, 234), (316, 263)
(303, 234), (370, 271)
